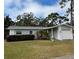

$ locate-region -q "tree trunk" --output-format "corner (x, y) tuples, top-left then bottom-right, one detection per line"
(71, 0), (74, 39)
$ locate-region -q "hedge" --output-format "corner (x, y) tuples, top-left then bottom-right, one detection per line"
(7, 35), (35, 41)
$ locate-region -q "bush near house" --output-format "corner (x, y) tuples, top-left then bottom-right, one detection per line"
(7, 35), (35, 41)
(37, 30), (49, 39)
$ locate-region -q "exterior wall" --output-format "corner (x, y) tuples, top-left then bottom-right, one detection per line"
(57, 26), (62, 40)
(50, 29), (53, 40)
(57, 26), (73, 40)
(61, 26), (73, 39)
(9, 29), (38, 39)
(53, 28), (58, 39)
(9, 25), (73, 40)
(9, 30), (15, 35)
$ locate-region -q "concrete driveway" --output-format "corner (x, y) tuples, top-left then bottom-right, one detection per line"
(51, 55), (74, 59)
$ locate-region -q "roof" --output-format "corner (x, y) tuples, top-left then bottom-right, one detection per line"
(50, 24), (73, 28)
(7, 24), (73, 30)
(7, 26), (50, 30)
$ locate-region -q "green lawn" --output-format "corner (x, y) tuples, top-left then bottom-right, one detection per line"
(4, 40), (74, 59)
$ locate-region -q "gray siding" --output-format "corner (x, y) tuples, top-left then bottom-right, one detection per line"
(53, 27), (58, 39)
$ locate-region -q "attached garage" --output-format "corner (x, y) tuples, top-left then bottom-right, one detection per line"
(56, 25), (73, 40)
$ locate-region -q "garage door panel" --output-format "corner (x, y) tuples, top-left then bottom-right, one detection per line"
(61, 31), (73, 39)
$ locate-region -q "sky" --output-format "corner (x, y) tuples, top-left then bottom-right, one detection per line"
(4, 0), (70, 21)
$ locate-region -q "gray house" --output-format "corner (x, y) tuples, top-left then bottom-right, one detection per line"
(7, 24), (73, 40)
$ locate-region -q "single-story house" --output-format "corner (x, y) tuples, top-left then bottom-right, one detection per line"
(7, 23), (73, 40)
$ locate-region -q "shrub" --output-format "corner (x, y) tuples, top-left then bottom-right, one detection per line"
(37, 30), (49, 39)
(7, 35), (35, 41)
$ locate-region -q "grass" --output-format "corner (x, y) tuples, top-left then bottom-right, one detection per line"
(4, 40), (74, 59)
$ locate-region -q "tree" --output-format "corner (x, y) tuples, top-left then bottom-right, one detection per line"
(59, 0), (74, 26)
(46, 13), (68, 26)
(33, 17), (41, 26)
(4, 15), (14, 39)
(38, 12), (69, 27)
(37, 30), (49, 39)
(4, 15), (14, 27)
(39, 17), (49, 27)
(59, 0), (74, 39)
(16, 12), (69, 27)
(16, 12), (38, 26)
(48, 13), (59, 25)
(58, 16), (69, 24)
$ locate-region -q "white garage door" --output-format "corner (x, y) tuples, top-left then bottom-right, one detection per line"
(61, 30), (73, 39)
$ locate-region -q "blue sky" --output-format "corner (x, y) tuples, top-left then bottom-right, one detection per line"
(34, 0), (58, 5)
(4, 0), (70, 21)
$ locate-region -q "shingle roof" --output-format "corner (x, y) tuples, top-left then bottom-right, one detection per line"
(7, 24), (73, 30)
(7, 26), (50, 30)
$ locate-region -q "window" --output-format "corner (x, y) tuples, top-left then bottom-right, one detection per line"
(30, 31), (32, 34)
(16, 31), (21, 34)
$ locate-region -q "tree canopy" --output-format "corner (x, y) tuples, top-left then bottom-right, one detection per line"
(4, 15), (14, 27)
(15, 12), (69, 26)
(59, 0), (74, 26)
(4, 12), (70, 27)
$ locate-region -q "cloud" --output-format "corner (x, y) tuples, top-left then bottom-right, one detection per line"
(4, 0), (70, 21)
